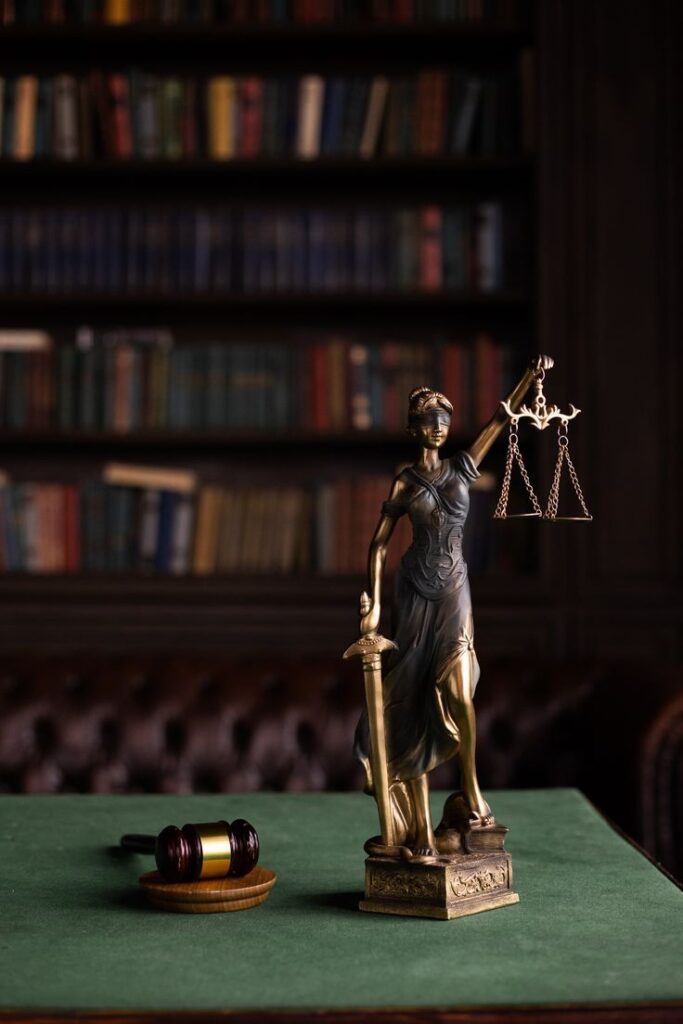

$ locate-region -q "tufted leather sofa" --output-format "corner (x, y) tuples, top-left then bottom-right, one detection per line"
(1, 654), (681, 880)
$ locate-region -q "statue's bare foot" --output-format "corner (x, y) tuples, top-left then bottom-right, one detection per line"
(467, 797), (495, 828)
(469, 813), (495, 828)
(409, 827), (440, 860)
(413, 846), (439, 858)
(408, 844), (441, 864)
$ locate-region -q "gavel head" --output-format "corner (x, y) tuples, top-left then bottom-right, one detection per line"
(154, 819), (259, 883)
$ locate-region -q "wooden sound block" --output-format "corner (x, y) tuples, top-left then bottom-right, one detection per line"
(139, 866), (277, 914)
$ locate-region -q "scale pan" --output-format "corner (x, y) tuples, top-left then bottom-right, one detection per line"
(496, 512), (543, 519)
(545, 515), (593, 522)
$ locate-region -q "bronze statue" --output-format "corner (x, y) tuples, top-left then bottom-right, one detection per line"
(344, 354), (554, 918)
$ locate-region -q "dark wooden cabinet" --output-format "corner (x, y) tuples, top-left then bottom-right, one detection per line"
(536, 0), (683, 661)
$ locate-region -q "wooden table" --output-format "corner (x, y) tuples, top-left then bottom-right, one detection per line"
(1, 789), (682, 1023)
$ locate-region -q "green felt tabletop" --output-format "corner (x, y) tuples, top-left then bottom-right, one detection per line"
(0, 789), (682, 1013)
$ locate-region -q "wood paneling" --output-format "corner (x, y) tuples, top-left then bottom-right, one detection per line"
(537, 0), (683, 658)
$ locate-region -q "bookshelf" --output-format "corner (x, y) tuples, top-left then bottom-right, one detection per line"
(0, 2), (545, 655)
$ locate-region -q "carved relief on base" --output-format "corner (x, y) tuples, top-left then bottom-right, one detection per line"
(361, 848), (518, 921)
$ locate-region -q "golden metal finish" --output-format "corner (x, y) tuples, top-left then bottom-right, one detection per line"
(544, 423), (593, 521)
(343, 361), (560, 918)
(500, 369), (580, 431)
(466, 356), (553, 468)
(343, 593), (398, 849)
(195, 822), (232, 880)
(493, 420), (543, 519)
(493, 363), (593, 523)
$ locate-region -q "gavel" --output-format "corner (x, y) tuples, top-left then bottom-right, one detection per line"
(120, 818), (259, 883)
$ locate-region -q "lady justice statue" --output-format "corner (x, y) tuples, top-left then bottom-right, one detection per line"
(344, 354), (554, 919)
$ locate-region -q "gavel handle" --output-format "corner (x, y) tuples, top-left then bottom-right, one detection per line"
(120, 833), (156, 854)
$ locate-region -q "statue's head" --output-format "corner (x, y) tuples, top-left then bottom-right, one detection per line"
(407, 387), (453, 449)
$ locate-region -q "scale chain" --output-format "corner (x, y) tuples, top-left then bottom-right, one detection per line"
(565, 450), (592, 518)
(494, 424), (543, 519)
(544, 428), (592, 520)
(545, 445), (565, 520)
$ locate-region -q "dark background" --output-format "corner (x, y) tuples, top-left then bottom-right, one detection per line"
(0, 1), (681, 877)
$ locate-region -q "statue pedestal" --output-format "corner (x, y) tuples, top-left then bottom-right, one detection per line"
(360, 822), (519, 920)
(360, 850), (518, 920)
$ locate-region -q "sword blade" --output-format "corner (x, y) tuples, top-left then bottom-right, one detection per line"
(361, 651), (395, 848)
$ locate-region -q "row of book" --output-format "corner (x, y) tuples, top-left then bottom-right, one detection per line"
(0, 465), (498, 575)
(0, 69), (526, 162)
(0, 204), (526, 294)
(0, 1), (525, 27)
(0, 329), (519, 434)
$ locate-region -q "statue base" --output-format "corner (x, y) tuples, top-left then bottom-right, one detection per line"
(359, 817), (519, 920)
(360, 850), (518, 919)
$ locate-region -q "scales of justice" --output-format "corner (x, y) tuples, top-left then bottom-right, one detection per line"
(343, 356), (592, 919)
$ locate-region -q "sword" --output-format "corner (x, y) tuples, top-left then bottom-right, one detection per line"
(343, 591), (398, 848)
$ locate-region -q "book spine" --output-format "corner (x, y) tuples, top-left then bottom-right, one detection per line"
(108, 73), (133, 159)
(138, 487), (160, 571)
(64, 484), (80, 572)
(34, 78), (51, 158)
(22, 483), (40, 572)
(2, 79), (14, 158)
(137, 73), (161, 159)
(53, 74), (79, 160)
(348, 342), (371, 430)
(452, 76), (482, 155)
(296, 75), (324, 160)
(180, 77), (199, 159)
(162, 77), (183, 160)
(0, 486), (7, 572)
(207, 76), (235, 160)
(474, 201), (501, 291)
(155, 490), (176, 573)
(0, 79), (5, 157)
(13, 75), (38, 161)
(6, 485), (24, 571)
(104, 0), (131, 23)
(419, 205), (443, 291)
(238, 76), (263, 158)
(169, 491), (195, 574)
(359, 75), (389, 159)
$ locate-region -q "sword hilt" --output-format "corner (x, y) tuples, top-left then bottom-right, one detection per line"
(343, 634), (397, 660)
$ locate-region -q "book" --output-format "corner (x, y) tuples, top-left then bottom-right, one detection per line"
(63, 483), (79, 573)
(475, 201), (503, 291)
(12, 75), (38, 161)
(239, 77), (263, 158)
(103, 463), (197, 493)
(169, 491), (195, 574)
(34, 78), (52, 158)
(207, 76), (236, 160)
(136, 73), (161, 159)
(138, 488), (161, 572)
(192, 484), (222, 573)
(53, 75), (79, 160)
(155, 491), (177, 572)
(108, 74), (133, 159)
(296, 75), (324, 160)
(451, 76), (482, 155)
(104, 0), (130, 22)
(359, 76), (389, 159)
(419, 206), (443, 291)
(0, 330), (51, 350)
(0, 329), (512, 436)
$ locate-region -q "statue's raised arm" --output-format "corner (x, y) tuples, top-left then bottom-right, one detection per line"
(467, 354), (554, 469)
